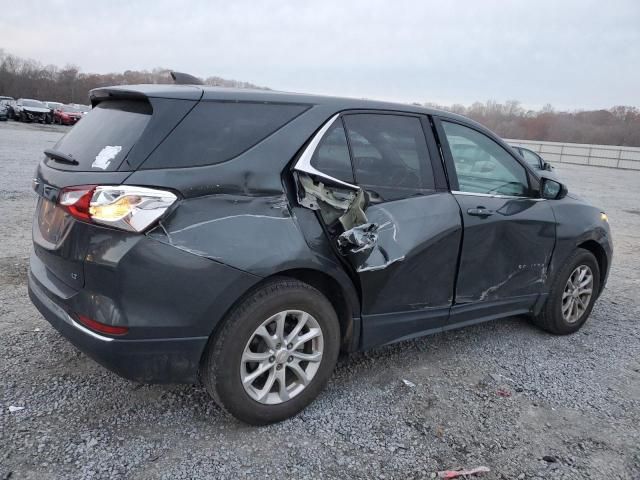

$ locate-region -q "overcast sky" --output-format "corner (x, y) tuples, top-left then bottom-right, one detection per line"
(2, 0), (639, 109)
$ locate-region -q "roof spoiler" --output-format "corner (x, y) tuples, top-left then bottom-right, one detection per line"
(170, 71), (204, 85)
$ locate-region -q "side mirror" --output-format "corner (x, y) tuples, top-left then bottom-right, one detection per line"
(544, 162), (553, 171)
(541, 178), (567, 200)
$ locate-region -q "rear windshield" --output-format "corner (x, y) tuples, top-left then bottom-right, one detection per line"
(141, 101), (308, 169)
(49, 100), (151, 171)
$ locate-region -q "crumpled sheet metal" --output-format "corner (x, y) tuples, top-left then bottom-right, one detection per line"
(148, 193), (312, 276)
(337, 221), (405, 272)
(337, 222), (379, 254)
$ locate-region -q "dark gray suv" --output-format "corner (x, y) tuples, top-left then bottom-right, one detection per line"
(29, 84), (612, 424)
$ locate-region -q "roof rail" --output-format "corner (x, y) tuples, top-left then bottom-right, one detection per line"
(170, 71), (204, 85)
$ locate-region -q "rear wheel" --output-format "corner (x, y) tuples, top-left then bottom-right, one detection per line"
(201, 278), (340, 425)
(533, 248), (600, 334)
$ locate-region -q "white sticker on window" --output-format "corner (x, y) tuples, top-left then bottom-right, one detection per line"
(92, 145), (122, 170)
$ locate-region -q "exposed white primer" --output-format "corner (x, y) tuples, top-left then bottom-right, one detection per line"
(92, 145), (122, 170)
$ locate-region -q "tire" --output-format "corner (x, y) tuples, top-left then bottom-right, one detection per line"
(533, 248), (600, 334)
(201, 278), (341, 425)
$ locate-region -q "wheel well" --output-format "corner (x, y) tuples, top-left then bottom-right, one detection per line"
(274, 269), (357, 351)
(578, 240), (608, 292)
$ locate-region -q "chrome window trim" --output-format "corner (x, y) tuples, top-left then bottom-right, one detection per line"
(293, 113), (359, 190)
(452, 190), (545, 201)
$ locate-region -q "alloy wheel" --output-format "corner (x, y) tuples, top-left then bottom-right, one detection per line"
(240, 310), (324, 405)
(561, 265), (594, 324)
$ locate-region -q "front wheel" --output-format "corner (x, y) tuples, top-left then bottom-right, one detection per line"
(532, 248), (600, 334)
(201, 278), (341, 425)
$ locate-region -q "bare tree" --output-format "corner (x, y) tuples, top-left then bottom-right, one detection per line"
(424, 100), (640, 147)
(0, 50), (268, 105)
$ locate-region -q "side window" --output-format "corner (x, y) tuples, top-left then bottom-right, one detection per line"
(310, 121), (354, 183)
(142, 102), (308, 169)
(442, 121), (529, 197)
(342, 114), (434, 196)
(520, 148), (542, 169)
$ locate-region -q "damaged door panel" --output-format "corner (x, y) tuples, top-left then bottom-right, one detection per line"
(293, 114), (462, 319)
(436, 118), (557, 310)
(452, 194), (556, 305)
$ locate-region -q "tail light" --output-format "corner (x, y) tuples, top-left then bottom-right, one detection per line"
(59, 185), (177, 232)
(76, 314), (129, 335)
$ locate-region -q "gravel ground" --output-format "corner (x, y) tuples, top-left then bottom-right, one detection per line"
(1, 119), (639, 479)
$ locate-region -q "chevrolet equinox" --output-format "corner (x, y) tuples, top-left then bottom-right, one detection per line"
(29, 83), (612, 424)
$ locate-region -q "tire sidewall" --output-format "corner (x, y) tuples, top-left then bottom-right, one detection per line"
(549, 250), (600, 333)
(208, 282), (340, 425)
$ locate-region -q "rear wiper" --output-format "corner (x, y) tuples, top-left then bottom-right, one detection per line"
(44, 148), (79, 165)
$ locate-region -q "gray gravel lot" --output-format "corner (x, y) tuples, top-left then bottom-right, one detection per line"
(1, 119), (639, 479)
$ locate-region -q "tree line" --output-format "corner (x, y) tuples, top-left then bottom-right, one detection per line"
(423, 100), (640, 147)
(0, 50), (266, 106)
(1, 50), (638, 146)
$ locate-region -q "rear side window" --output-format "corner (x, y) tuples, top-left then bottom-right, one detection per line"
(310, 121), (354, 183)
(50, 100), (151, 171)
(342, 114), (434, 196)
(143, 102), (308, 169)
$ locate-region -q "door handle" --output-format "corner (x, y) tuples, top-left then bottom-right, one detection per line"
(467, 207), (494, 217)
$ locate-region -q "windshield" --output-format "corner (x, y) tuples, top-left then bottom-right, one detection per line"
(23, 100), (46, 108)
(61, 105), (80, 113)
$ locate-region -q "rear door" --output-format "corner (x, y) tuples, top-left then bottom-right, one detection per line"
(435, 117), (556, 316)
(294, 112), (462, 347)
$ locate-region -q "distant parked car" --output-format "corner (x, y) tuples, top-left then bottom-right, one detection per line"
(45, 101), (63, 110)
(511, 145), (553, 172)
(45, 101), (64, 123)
(14, 99), (51, 123)
(74, 104), (91, 115)
(54, 104), (83, 125)
(0, 96), (14, 120)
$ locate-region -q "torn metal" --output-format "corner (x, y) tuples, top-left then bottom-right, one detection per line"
(296, 174), (356, 211)
(292, 113), (405, 273)
(294, 170), (407, 273)
(337, 223), (379, 254)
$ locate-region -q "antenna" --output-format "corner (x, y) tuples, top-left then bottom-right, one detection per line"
(170, 71), (204, 85)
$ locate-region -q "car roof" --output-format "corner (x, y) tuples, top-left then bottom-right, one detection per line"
(90, 83), (473, 123)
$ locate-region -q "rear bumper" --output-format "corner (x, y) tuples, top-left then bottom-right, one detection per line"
(29, 270), (208, 383)
(28, 226), (262, 383)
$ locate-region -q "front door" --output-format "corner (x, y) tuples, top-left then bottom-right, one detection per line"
(436, 118), (556, 316)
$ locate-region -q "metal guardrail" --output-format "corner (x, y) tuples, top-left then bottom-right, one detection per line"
(506, 139), (640, 171)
